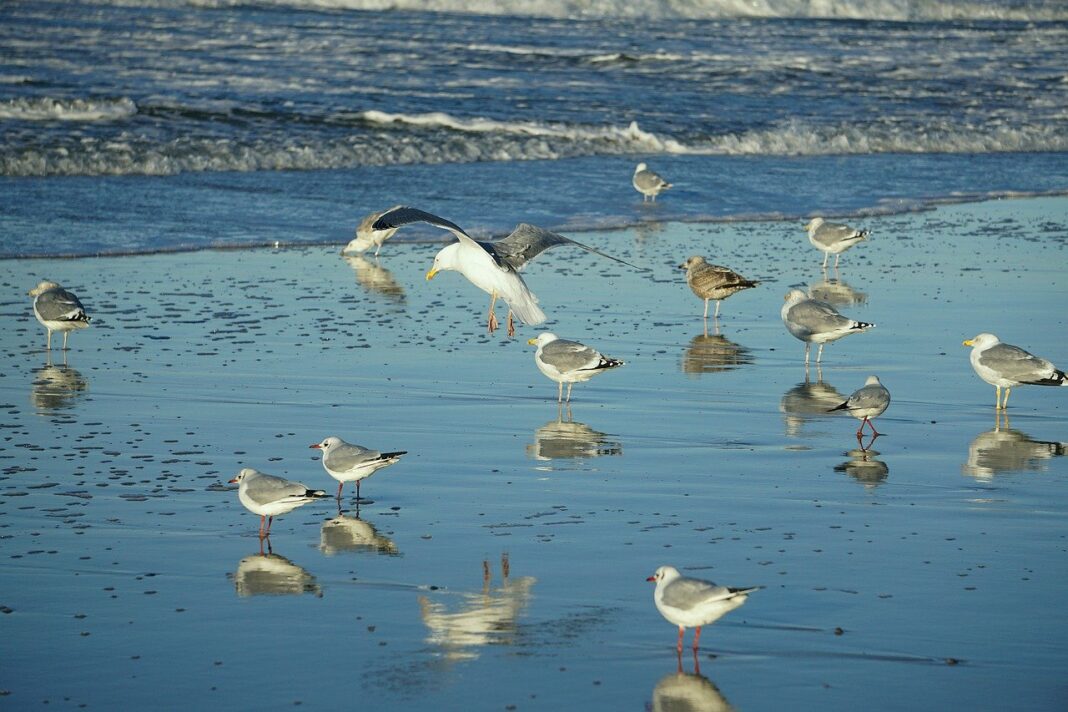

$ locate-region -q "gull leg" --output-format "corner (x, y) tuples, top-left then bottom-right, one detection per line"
(557, 381), (563, 403)
(822, 252), (829, 269)
(994, 386), (1002, 410)
(692, 626), (703, 652)
(374, 243), (381, 258)
(1002, 387), (1012, 409)
(804, 343), (811, 365)
(258, 515), (267, 539)
(356, 480), (362, 501)
(677, 626), (685, 653)
(46, 330), (52, 351)
(566, 383), (574, 403)
(713, 301), (721, 319)
(62, 332), (70, 351)
(868, 418), (883, 437)
(703, 299), (709, 319)
(507, 310), (515, 338)
(834, 253), (841, 269)
(336, 482), (344, 499)
(265, 516), (274, 536)
(816, 343), (825, 363)
(487, 293), (499, 333)
(856, 418), (866, 437)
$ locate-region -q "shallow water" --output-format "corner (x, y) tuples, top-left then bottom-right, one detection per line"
(1, 197), (1067, 709)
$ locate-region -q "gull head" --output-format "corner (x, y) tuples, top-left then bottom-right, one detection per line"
(310, 436), (342, 453)
(864, 375), (882, 386)
(635, 162), (647, 173)
(228, 467), (258, 484)
(528, 332), (558, 348)
(784, 289), (807, 303)
(28, 280), (63, 297)
(963, 333), (999, 349)
(679, 255), (706, 271)
(803, 217), (824, 232)
(646, 565), (681, 584)
(426, 243), (462, 281)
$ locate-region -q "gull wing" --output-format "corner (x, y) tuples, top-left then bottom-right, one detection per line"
(980, 343), (1057, 383)
(493, 223), (642, 272)
(371, 206), (482, 250)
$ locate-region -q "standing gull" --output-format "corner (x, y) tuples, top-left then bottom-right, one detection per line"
(781, 289), (874, 364)
(343, 205), (403, 257)
(633, 162), (672, 202)
(528, 332), (624, 403)
(27, 280), (91, 351)
(830, 375), (891, 436)
(804, 217), (869, 269)
(679, 256), (759, 319)
(963, 333), (1067, 409)
(647, 565), (760, 653)
(373, 206), (641, 336)
(228, 468), (326, 539)
(310, 436), (406, 500)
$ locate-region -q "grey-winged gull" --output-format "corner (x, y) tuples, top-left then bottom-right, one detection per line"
(27, 280), (91, 351)
(343, 205), (403, 257)
(963, 333), (1067, 409)
(633, 162), (672, 202)
(229, 468), (326, 539)
(804, 217), (869, 269)
(310, 436), (406, 500)
(647, 565), (760, 653)
(781, 289), (874, 364)
(373, 206), (642, 336)
(680, 256), (759, 319)
(528, 332), (624, 403)
(830, 375), (891, 436)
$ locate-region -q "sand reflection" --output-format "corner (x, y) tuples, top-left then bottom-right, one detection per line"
(527, 406), (622, 460)
(419, 554), (535, 662)
(963, 413), (1067, 480)
(320, 506), (400, 556)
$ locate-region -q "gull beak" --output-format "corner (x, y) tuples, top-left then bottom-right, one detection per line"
(962, 339), (974, 347)
(227, 477), (238, 484)
(527, 338), (538, 346)
(646, 575), (657, 582)
(425, 268), (438, 281)
(309, 444), (322, 449)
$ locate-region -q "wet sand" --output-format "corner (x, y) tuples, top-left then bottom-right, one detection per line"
(1, 197), (1067, 709)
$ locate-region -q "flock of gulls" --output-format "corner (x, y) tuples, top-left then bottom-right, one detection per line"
(25, 162), (1067, 655)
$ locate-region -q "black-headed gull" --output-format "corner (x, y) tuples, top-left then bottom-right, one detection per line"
(27, 280), (91, 351)
(963, 333), (1067, 409)
(229, 468), (326, 539)
(647, 565), (760, 653)
(830, 375), (891, 436)
(310, 436), (406, 500)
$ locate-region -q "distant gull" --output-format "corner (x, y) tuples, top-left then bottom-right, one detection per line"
(373, 206), (642, 336)
(963, 333), (1067, 409)
(228, 468), (326, 539)
(781, 289), (874, 364)
(528, 332), (624, 403)
(633, 162), (672, 202)
(804, 217), (869, 269)
(680, 256), (759, 319)
(647, 565), (760, 653)
(830, 375), (891, 436)
(27, 280), (91, 351)
(310, 436), (406, 500)
(342, 205), (403, 257)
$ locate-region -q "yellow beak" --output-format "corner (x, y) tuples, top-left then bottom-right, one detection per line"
(425, 268), (438, 281)
(962, 339), (974, 347)
(526, 338), (538, 345)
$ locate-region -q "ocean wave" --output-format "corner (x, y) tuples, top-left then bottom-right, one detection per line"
(141, 0), (1068, 22)
(3, 117), (1066, 177)
(0, 96), (138, 122)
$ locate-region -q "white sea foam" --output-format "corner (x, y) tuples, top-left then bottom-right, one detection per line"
(166, 0), (1068, 21)
(0, 96), (138, 122)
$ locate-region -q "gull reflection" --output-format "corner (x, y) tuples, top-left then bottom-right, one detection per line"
(320, 506), (400, 556)
(835, 438), (889, 489)
(230, 543), (322, 597)
(419, 554), (535, 662)
(527, 406), (622, 460)
(681, 322), (753, 375)
(963, 412), (1067, 480)
(31, 356), (88, 413)
(652, 654), (735, 712)
(808, 274), (867, 307)
(780, 366), (846, 437)
(343, 255), (406, 303)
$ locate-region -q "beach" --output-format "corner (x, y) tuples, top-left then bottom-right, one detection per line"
(2, 196), (1067, 709)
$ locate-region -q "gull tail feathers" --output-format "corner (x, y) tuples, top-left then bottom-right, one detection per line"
(828, 400), (850, 412)
(1026, 369), (1068, 387)
(507, 292), (547, 326)
(851, 320), (875, 331)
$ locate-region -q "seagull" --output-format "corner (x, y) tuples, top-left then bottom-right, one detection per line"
(804, 217), (869, 269)
(228, 468), (326, 539)
(372, 206), (641, 336)
(963, 333), (1067, 409)
(830, 375), (891, 436)
(27, 280), (91, 351)
(781, 289), (874, 364)
(647, 565), (760, 653)
(679, 256), (759, 319)
(342, 205), (403, 257)
(527, 332), (624, 403)
(310, 436), (406, 500)
(633, 162), (672, 202)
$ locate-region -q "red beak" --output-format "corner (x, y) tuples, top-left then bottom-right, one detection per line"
(227, 477), (238, 484)
(309, 444), (322, 449)
(646, 576), (656, 582)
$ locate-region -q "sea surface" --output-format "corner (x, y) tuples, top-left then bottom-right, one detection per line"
(2, 0), (1068, 256)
